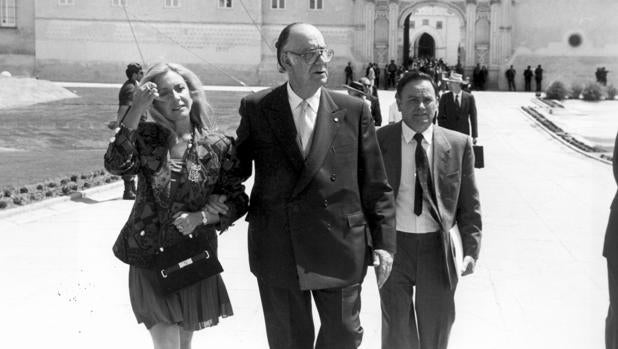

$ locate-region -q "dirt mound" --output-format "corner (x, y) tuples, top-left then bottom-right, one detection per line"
(0, 77), (77, 109)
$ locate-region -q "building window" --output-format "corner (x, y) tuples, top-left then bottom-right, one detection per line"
(422, 19), (429, 26)
(112, 0), (127, 6)
(58, 0), (75, 5)
(0, 0), (16, 27)
(218, 0), (232, 8)
(164, 0), (180, 7)
(272, 0), (285, 9)
(309, 0), (323, 10)
(436, 21), (443, 29)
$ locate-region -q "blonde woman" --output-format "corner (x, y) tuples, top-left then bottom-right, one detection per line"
(105, 63), (248, 349)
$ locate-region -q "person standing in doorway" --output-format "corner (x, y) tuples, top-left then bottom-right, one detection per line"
(116, 62), (144, 200)
(235, 22), (396, 349)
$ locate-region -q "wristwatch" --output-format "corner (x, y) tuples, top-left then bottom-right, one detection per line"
(200, 211), (208, 225)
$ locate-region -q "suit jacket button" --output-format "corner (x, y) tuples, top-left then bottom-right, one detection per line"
(323, 200), (328, 207)
(330, 174), (336, 181)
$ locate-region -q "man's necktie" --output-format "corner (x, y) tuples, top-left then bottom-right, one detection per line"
(455, 94), (460, 108)
(413, 133), (429, 216)
(297, 100), (312, 156)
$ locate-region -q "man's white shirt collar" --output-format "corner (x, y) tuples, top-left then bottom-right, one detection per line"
(287, 83), (321, 112)
(402, 122), (434, 146)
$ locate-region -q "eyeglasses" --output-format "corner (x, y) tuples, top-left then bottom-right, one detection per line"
(285, 48), (334, 64)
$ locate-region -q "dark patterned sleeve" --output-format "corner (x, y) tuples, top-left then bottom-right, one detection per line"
(104, 123), (169, 176)
(212, 135), (250, 232)
(104, 126), (140, 176)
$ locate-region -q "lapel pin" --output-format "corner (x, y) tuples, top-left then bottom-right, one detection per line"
(333, 117), (339, 123)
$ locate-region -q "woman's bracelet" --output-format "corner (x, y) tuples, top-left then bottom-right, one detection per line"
(200, 210), (208, 225)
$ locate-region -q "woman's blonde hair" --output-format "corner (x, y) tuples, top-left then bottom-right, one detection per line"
(141, 62), (216, 134)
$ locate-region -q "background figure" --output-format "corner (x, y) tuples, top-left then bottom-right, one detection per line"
(345, 62), (354, 85)
(387, 60), (398, 89)
(235, 23), (395, 349)
(480, 66), (488, 90)
(524, 66), (533, 92)
(374, 63), (381, 90)
(366, 63), (376, 87)
(505, 65), (516, 91)
(534, 65), (544, 93)
(472, 63), (481, 90)
(360, 76), (382, 127)
(116, 62), (143, 200)
(377, 71), (482, 349)
(605, 132), (618, 349)
(438, 72), (479, 144)
(105, 62), (249, 349)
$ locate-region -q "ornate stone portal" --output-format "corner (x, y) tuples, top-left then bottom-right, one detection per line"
(360, 0), (512, 87)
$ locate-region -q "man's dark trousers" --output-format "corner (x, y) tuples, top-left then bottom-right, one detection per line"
(380, 232), (455, 349)
(258, 280), (363, 349)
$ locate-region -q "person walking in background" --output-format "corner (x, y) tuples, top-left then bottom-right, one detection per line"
(472, 63), (481, 90)
(480, 65), (488, 90)
(387, 60), (398, 89)
(604, 132), (618, 349)
(524, 65), (533, 92)
(116, 62), (143, 200)
(438, 72), (479, 144)
(360, 76), (383, 126)
(235, 22), (395, 349)
(104, 63), (249, 349)
(534, 64), (544, 93)
(367, 62), (376, 87)
(505, 65), (516, 91)
(345, 61), (354, 85)
(377, 71), (482, 349)
(374, 62), (381, 90)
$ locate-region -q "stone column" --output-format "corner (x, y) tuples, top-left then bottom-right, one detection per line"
(365, 1), (376, 61)
(489, 0), (501, 66)
(388, 1), (399, 62)
(352, 0), (367, 61)
(500, 0), (512, 61)
(465, 0), (477, 67)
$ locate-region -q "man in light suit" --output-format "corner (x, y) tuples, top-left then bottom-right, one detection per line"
(377, 71), (482, 349)
(438, 72), (478, 144)
(235, 23), (396, 349)
(604, 133), (618, 349)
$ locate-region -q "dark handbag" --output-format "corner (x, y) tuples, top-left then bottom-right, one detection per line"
(155, 233), (223, 295)
(473, 144), (484, 169)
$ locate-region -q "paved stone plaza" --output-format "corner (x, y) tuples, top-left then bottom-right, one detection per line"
(0, 91), (614, 349)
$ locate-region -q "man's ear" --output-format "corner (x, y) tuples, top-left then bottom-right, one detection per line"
(395, 95), (402, 112)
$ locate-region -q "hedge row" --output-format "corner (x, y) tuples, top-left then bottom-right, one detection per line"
(545, 81), (617, 101)
(0, 169), (120, 210)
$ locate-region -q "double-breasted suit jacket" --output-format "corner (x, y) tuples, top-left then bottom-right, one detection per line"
(236, 84), (396, 290)
(377, 122), (482, 289)
(438, 91), (478, 138)
(604, 133), (618, 260)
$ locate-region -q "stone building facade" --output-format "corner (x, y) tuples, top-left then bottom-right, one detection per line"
(1, 0), (616, 90)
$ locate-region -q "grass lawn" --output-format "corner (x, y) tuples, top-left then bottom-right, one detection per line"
(0, 87), (246, 188)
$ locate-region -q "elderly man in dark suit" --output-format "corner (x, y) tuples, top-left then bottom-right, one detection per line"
(605, 133), (618, 349)
(235, 22), (396, 349)
(377, 71), (482, 349)
(438, 72), (478, 144)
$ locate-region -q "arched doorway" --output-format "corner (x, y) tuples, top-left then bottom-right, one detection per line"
(416, 33), (435, 58)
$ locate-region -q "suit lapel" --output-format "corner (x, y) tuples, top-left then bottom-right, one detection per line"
(292, 89), (343, 198)
(265, 84), (305, 172)
(383, 122), (402, 197)
(431, 126), (451, 228)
